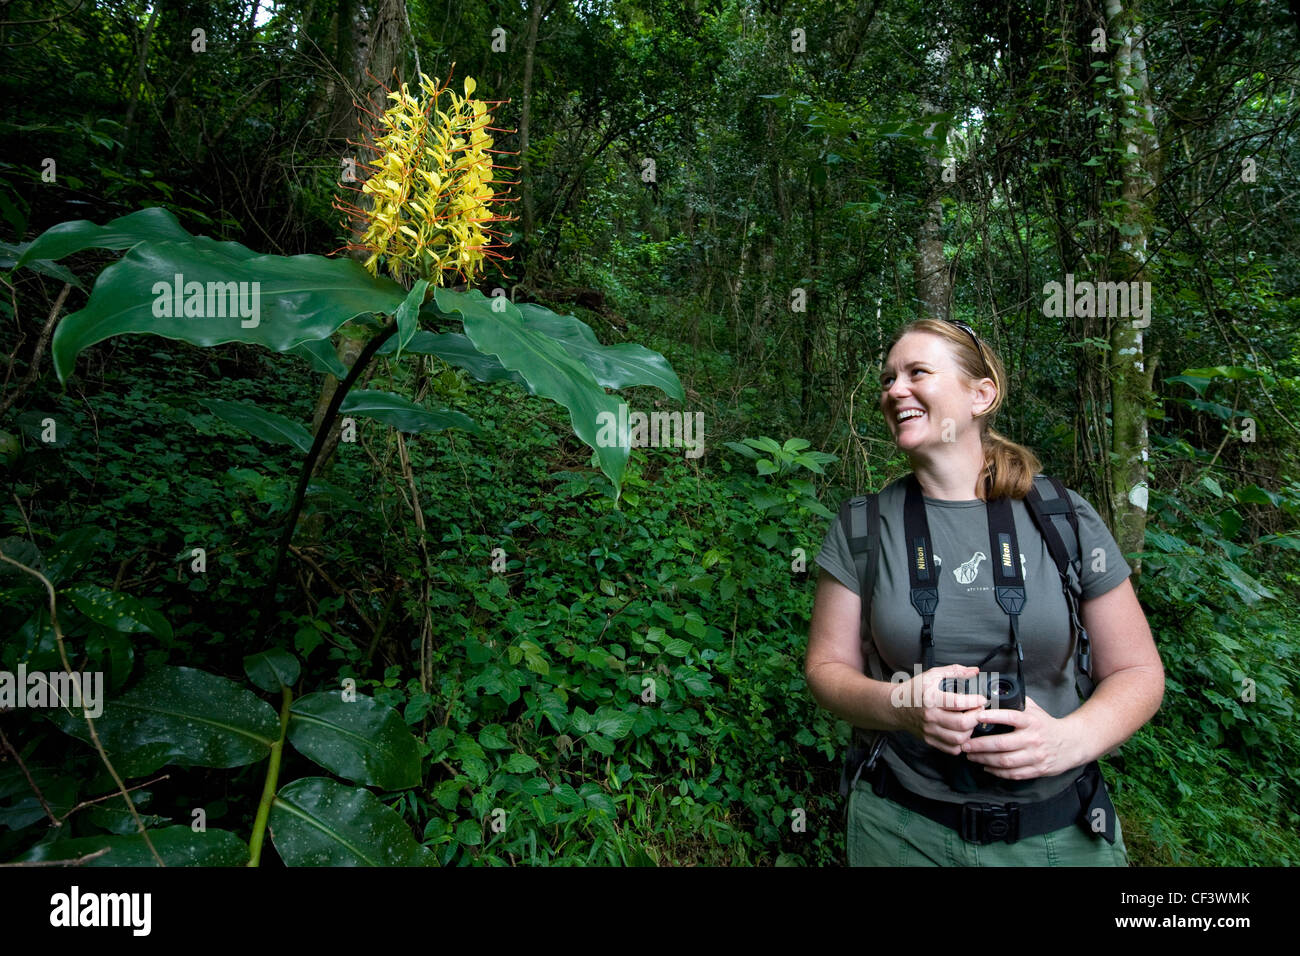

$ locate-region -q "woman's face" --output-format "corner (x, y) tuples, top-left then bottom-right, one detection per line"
(879, 331), (992, 453)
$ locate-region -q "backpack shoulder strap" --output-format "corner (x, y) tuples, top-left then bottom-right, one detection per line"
(838, 492), (884, 681)
(1024, 475), (1095, 698)
(837, 491), (886, 798)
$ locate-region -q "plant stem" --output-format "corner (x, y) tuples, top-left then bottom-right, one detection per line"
(247, 683), (293, 867)
(257, 319), (399, 637)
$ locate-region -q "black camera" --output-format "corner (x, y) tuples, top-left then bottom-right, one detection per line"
(939, 673), (1025, 736)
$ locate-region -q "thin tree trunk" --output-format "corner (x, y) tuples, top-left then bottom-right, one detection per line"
(914, 167), (948, 319)
(914, 49), (951, 322)
(309, 0), (408, 479)
(119, 3), (160, 162)
(519, 0), (543, 252)
(1104, 0), (1159, 579)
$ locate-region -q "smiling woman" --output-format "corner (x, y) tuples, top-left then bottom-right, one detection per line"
(805, 318), (1165, 867)
(877, 319), (1038, 500)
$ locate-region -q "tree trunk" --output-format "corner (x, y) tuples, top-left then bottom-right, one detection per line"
(913, 166), (948, 321)
(519, 0), (543, 255)
(119, 3), (160, 162)
(308, 0), (409, 480)
(913, 46), (951, 322)
(1104, 0), (1159, 579)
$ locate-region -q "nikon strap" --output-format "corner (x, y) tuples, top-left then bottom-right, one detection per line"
(901, 474), (1026, 694)
(842, 493), (884, 682)
(841, 475), (1094, 698)
(903, 477), (940, 671)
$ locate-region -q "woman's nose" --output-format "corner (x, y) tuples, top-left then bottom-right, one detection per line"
(884, 378), (909, 402)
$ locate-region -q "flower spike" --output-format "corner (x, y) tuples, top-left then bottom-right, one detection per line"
(333, 70), (516, 286)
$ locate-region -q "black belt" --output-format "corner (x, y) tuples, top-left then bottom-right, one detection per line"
(862, 757), (1117, 845)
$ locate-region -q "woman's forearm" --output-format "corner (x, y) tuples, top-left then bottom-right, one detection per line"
(806, 661), (910, 733)
(1058, 664), (1165, 765)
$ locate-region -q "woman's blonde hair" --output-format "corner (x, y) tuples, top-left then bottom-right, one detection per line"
(884, 319), (1041, 500)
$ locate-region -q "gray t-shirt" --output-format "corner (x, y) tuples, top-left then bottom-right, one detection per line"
(815, 474), (1131, 804)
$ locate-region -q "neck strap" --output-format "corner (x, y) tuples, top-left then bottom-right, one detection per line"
(904, 475), (1026, 689)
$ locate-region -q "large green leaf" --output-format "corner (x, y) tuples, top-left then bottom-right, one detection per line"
(393, 278), (429, 359)
(268, 777), (434, 866)
(0, 241), (85, 290)
(199, 398), (313, 454)
(1222, 561), (1275, 605)
(51, 666), (278, 776)
(51, 239), (406, 384)
(436, 288), (631, 494)
(14, 826), (249, 866)
(287, 691), (422, 790)
(16, 206), (194, 267)
(42, 526), (109, 585)
(1181, 365), (1264, 382)
(243, 648), (301, 694)
(592, 706), (636, 739)
(64, 584), (172, 639)
(377, 330), (530, 390)
(291, 338), (349, 377)
(339, 389), (478, 434)
(516, 302), (684, 399)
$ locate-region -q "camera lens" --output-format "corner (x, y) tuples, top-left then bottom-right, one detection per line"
(992, 679), (1013, 696)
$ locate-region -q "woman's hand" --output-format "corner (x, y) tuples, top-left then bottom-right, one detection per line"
(892, 664), (989, 754)
(961, 696), (1086, 779)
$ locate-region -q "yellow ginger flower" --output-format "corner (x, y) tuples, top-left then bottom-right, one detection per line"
(335, 72), (516, 286)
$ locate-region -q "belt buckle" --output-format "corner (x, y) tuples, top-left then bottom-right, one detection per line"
(961, 802), (1020, 844)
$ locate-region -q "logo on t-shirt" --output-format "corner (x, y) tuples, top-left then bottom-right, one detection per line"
(953, 551), (986, 584)
(950, 550), (1027, 585)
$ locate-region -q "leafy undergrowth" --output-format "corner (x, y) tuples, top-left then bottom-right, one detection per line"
(3, 336), (1298, 865)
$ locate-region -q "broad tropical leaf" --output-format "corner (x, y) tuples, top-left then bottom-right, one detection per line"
(268, 777), (434, 866)
(16, 206), (194, 266)
(377, 330), (530, 390)
(393, 278), (430, 359)
(243, 648), (301, 694)
(287, 692), (422, 790)
(339, 389), (478, 434)
(51, 666), (278, 776)
(199, 398), (313, 454)
(51, 239), (407, 383)
(516, 302), (684, 398)
(0, 241), (84, 289)
(64, 584), (172, 638)
(436, 288), (631, 494)
(198, 398), (313, 455)
(14, 826), (249, 866)
(41, 526), (109, 585)
(291, 338), (349, 377)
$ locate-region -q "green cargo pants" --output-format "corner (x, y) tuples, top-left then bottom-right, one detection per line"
(847, 781), (1130, 867)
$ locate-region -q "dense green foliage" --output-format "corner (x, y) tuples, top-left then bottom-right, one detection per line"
(2, 0), (1298, 866)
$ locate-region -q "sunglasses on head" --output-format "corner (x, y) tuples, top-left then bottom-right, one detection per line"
(944, 319), (992, 381)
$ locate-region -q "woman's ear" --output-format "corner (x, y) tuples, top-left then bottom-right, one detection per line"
(972, 378), (997, 417)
